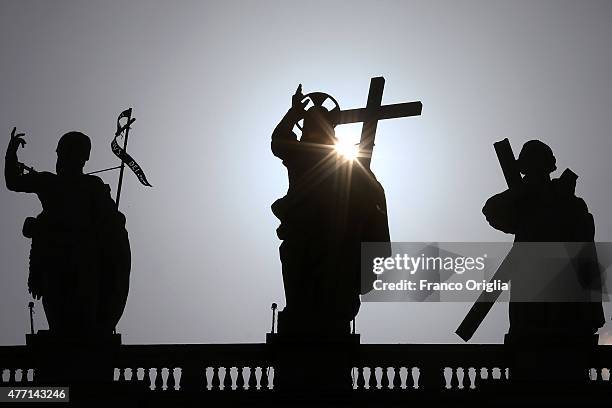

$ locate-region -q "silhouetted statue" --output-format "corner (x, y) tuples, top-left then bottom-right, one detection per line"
(5, 128), (130, 337)
(271, 86), (390, 335)
(482, 139), (604, 381)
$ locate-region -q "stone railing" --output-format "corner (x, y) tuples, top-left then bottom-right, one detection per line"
(113, 344), (273, 392)
(352, 344), (508, 391)
(2, 342), (612, 397)
(0, 345), (34, 386)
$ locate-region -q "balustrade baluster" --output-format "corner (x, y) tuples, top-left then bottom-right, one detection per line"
(469, 367), (477, 389)
(411, 367), (419, 389)
(155, 367), (164, 391)
(202, 367), (210, 391)
(450, 367), (459, 389)
(443, 367), (451, 389)
(482, 367), (490, 382)
(368, 366), (377, 390)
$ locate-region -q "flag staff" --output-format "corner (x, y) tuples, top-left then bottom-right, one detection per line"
(115, 108), (134, 208)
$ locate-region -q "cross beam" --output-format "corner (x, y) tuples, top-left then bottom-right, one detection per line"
(330, 77), (422, 169)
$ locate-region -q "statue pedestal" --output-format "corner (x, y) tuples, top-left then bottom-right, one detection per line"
(504, 332), (598, 384)
(266, 332), (359, 392)
(26, 330), (121, 387)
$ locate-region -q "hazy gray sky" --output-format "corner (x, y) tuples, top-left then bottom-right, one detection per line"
(1, 0), (611, 345)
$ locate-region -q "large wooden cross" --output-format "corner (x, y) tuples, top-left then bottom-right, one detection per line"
(332, 77), (422, 169)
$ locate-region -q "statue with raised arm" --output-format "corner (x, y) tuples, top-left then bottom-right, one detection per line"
(5, 127), (130, 337)
(271, 86), (390, 336)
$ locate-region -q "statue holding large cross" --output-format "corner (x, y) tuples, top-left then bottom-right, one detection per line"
(271, 77), (421, 335)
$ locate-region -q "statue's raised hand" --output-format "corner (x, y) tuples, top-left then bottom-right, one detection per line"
(291, 84), (308, 111)
(8, 127), (26, 153)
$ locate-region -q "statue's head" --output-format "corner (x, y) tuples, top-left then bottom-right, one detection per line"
(518, 139), (556, 178)
(300, 106), (336, 146)
(56, 131), (91, 175)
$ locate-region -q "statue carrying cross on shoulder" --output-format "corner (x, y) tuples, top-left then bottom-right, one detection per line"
(271, 78), (421, 335)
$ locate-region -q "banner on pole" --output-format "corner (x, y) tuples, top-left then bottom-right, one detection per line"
(111, 108), (152, 187)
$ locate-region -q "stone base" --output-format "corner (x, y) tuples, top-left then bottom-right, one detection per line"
(504, 332), (598, 384)
(276, 309), (353, 336)
(26, 330), (122, 386)
(266, 332), (359, 392)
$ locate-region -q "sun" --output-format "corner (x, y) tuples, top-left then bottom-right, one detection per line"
(334, 124), (361, 161)
(335, 140), (359, 161)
